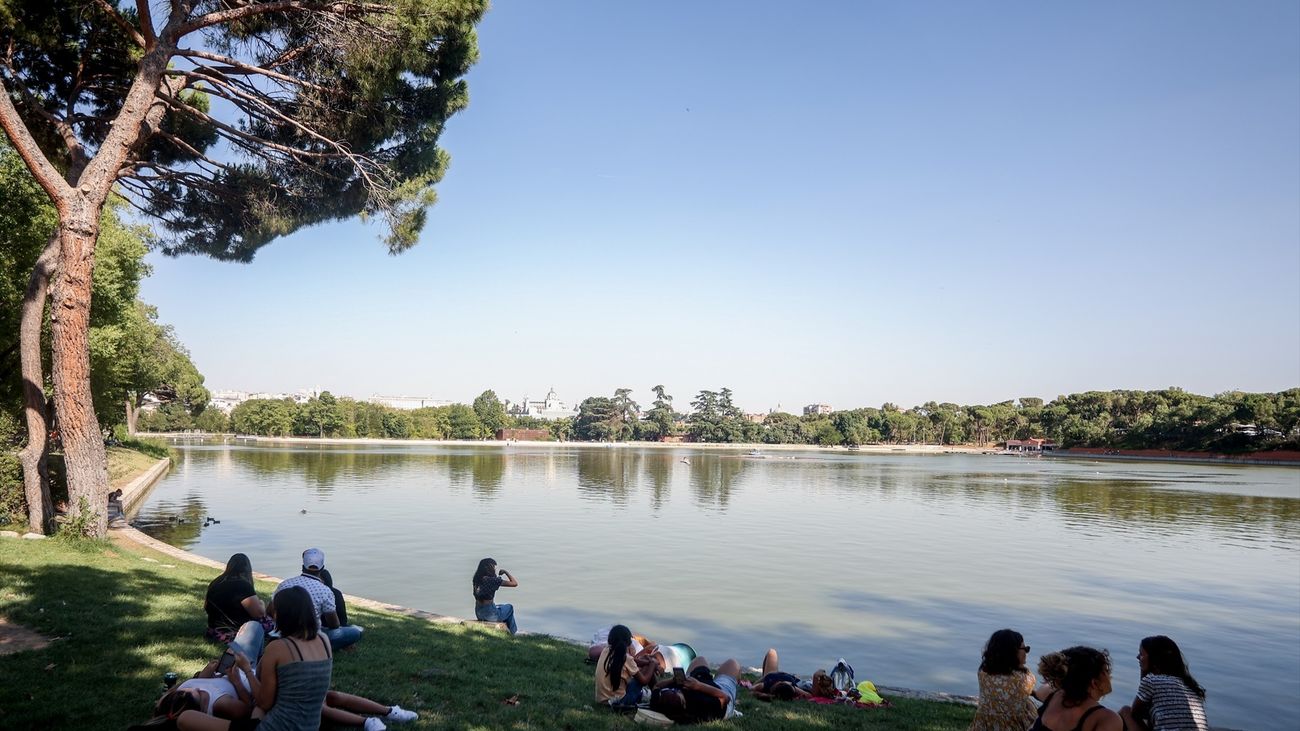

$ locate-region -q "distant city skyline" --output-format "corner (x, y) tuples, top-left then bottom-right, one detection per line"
(140, 2), (1300, 414)
(203, 380), (1294, 417)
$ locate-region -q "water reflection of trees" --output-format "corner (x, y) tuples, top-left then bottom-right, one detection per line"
(576, 451), (640, 505)
(448, 453), (505, 498)
(1051, 480), (1300, 542)
(906, 471), (1300, 544)
(232, 448), (407, 492)
(133, 495), (208, 547)
(688, 455), (746, 510)
(642, 455), (674, 510)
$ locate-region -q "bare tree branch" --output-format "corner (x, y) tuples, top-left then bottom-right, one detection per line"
(136, 0), (157, 47)
(93, 0), (146, 47)
(176, 1), (391, 37)
(0, 79), (73, 202)
(174, 66), (376, 179)
(158, 88), (361, 165)
(175, 48), (329, 92)
(0, 64), (89, 178)
(152, 129), (236, 174)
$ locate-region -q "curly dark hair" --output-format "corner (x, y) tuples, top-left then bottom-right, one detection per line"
(1039, 646), (1111, 706)
(979, 629), (1028, 675)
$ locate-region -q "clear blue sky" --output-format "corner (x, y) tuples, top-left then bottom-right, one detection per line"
(140, 1), (1300, 412)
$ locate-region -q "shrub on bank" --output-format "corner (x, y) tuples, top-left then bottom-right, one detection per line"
(113, 426), (174, 462)
(0, 411), (25, 526)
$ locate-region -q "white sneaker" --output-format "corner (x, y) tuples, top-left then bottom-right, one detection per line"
(363, 718), (387, 731)
(384, 705), (419, 723)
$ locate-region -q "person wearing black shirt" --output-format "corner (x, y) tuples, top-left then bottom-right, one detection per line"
(204, 553), (268, 643)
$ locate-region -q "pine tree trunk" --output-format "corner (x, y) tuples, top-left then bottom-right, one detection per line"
(18, 234), (58, 534)
(51, 211), (109, 537)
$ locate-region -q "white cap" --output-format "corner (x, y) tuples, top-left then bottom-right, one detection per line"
(302, 547), (325, 570)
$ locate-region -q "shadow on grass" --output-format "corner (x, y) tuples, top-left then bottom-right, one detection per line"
(0, 548), (216, 729)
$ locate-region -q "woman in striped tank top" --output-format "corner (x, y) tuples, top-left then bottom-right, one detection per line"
(1119, 636), (1209, 731)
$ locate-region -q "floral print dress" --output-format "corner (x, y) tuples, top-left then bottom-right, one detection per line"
(970, 669), (1039, 731)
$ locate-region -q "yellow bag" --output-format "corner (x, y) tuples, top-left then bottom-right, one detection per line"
(856, 680), (885, 705)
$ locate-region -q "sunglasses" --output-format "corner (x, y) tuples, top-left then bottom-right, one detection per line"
(1021, 646), (1031, 653)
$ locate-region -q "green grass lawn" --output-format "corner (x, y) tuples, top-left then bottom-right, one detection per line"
(0, 536), (975, 730)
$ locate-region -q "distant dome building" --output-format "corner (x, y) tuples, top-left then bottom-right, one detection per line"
(516, 388), (578, 420)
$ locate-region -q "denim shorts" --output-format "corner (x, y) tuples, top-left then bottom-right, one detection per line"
(715, 675), (739, 718)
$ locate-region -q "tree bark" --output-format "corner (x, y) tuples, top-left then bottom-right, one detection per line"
(50, 207), (110, 537)
(18, 234), (59, 534)
(125, 394), (138, 436)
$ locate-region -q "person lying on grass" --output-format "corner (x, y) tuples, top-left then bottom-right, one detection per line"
(749, 648), (813, 701)
(170, 587), (415, 731)
(650, 655), (742, 724)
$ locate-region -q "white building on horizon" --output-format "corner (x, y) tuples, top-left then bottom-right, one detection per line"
(367, 395), (455, 410)
(208, 387), (322, 413)
(513, 388), (578, 420)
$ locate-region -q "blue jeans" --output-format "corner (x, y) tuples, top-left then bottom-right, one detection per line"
(225, 621), (264, 691)
(324, 624), (363, 650)
(475, 602), (517, 634)
(229, 620), (265, 666)
(612, 676), (647, 707)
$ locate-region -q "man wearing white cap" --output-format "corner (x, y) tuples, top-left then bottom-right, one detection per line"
(274, 547), (364, 650)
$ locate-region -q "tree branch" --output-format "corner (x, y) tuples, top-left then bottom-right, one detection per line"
(152, 129), (235, 174)
(158, 89), (357, 163)
(0, 78), (73, 202)
(177, 1), (391, 37)
(174, 66), (375, 178)
(136, 0), (157, 47)
(93, 0), (146, 47)
(0, 64), (89, 177)
(175, 48), (328, 91)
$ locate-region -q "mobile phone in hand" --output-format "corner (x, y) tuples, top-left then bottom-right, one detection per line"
(216, 649), (236, 674)
(672, 667), (686, 684)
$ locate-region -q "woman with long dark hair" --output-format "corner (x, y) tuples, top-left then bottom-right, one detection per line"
(204, 553), (269, 643)
(594, 625), (660, 706)
(1030, 646), (1123, 731)
(139, 621), (417, 731)
(1119, 636), (1208, 731)
(969, 629), (1052, 730)
(471, 557), (518, 634)
(177, 586), (334, 731)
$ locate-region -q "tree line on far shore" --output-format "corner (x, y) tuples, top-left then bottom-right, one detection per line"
(137, 385), (1300, 455)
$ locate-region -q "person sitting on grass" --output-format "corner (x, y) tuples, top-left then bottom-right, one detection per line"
(1031, 647), (1124, 731)
(594, 624), (661, 706)
(472, 557), (518, 634)
(970, 628), (1053, 731)
(177, 585), (333, 731)
(205, 554), (272, 644)
(139, 619), (416, 731)
(1118, 636), (1208, 731)
(274, 547), (363, 651)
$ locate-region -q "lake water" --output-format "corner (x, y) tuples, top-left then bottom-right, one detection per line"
(134, 441), (1300, 730)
